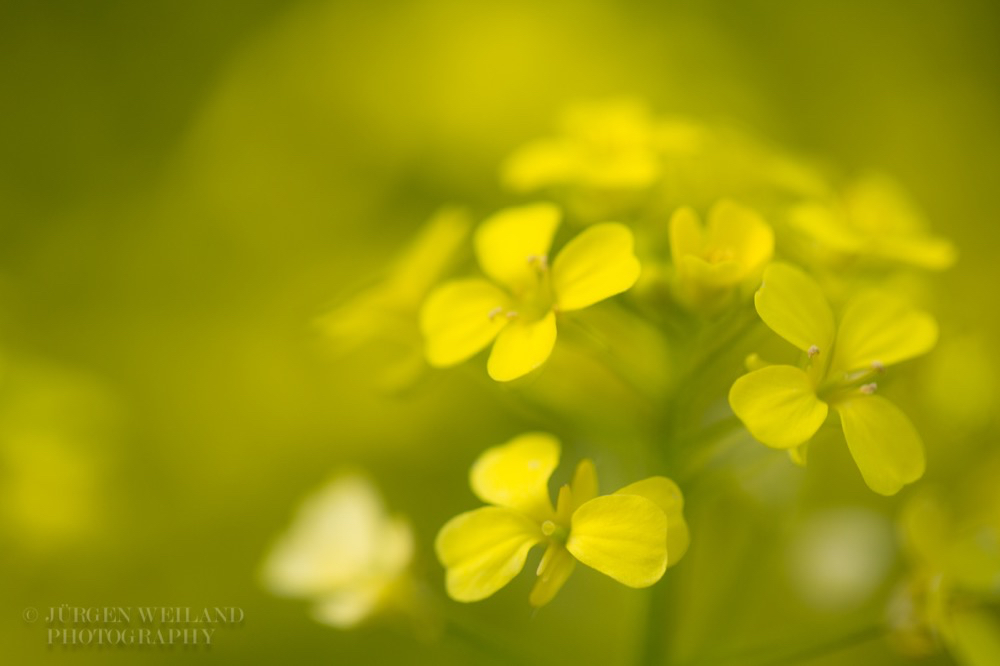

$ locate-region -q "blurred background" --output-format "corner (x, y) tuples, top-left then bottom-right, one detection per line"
(2, 0), (998, 664)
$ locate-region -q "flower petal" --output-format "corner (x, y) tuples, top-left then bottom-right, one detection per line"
(669, 206), (705, 265)
(474, 203), (561, 293)
(829, 291), (938, 375)
(729, 365), (829, 449)
(529, 543), (576, 607)
(435, 507), (543, 602)
(420, 279), (510, 367)
(310, 582), (385, 628)
(552, 223), (641, 311)
(706, 200), (774, 274)
(470, 433), (559, 520)
(754, 262), (835, 356)
(566, 494), (667, 588)
(487, 311), (558, 382)
(835, 396), (925, 496)
(615, 477), (689, 566)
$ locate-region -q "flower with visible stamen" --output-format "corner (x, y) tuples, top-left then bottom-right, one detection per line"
(435, 433), (689, 606)
(420, 203), (641, 381)
(729, 262), (938, 495)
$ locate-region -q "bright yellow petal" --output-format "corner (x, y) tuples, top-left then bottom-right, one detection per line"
(470, 433), (559, 520)
(552, 223), (641, 311)
(420, 279), (510, 367)
(474, 203), (561, 293)
(729, 365), (829, 449)
(487, 311), (558, 382)
(830, 291), (938, 374)
(754, 262), (835, 355)
(435, 507), (543, 602)
(706, 200), (774, 274)
(835, 396), (925, 496)
(566, 494), (667, 588)
(615, 476), (689, 566)
(669, 206), (705, 265)
(529, 543), (576, 607)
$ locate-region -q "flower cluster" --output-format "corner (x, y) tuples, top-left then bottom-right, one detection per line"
(261, 101), (993, 666)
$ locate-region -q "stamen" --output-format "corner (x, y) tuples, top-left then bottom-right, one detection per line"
(505, 310), (519, 320)
(487, 306), (504, 321)
(541, 521), (556, 536)
(526, 254), (549, 271)
(807, 345), (820, 358)
(860, 383), (877, 395)
(872, 360), (885, 373)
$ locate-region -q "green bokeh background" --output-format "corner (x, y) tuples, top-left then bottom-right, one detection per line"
(2, 1), (998, 664)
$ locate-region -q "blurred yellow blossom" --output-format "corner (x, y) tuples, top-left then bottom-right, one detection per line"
(787, 174), (957, 270)
(501, 98), (660, 195)
(435, 433), (688, 607)
(890, 461), (1000, 665)
(319, 207), (471, 389)
(669, 200), (775, 312)
(261, 473), (416, 629)
(729, 262), (937, 494)
(420, 203), (641, 381)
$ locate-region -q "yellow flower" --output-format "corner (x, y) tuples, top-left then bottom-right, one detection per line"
(420, 203), (641, 382)
(669, 200), (774, 311)
(501, 99), (660, 194)
(728, 262), (938, 495)
(787, 173), (956, 270)
(319, 207), (470, 388)
(261, 473), (415, 628)
(890, 465), (1000, 663)
(435, 433), (689, 607)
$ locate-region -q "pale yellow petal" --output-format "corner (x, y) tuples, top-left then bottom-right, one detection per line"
(552, 223), (641, 311)
(729, 365), (828, 449)
(669, 206), (705, 265)
(706, 200), (774, 274)
(835, 396), (925, 496)
(470, 433), (559, 520)
(420, 279), (510, 367)
(830, 291), (938, 375)
(754, 262), (835, 355)
(435, 507), (543, 602)
(529, 543), (576, 607)
(474, 203), (561, 293)
(615, 476), (689, 566)
(500, 139), (582, 192)
(566, 494), (667, 588)
(487, 311), (558, 382)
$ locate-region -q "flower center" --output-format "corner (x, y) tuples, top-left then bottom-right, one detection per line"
(541, 520), (569, 545)
(818, 361), (887, 404)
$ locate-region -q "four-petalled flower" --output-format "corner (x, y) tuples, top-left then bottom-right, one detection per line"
(420, 203), (641, 381)
(435, 433), (689, 606)
(729, 262), (938, 495)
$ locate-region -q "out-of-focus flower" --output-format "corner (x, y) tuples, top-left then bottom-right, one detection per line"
(669, 200), (774, 312)
(319, 207), (470, 389)
(889, 462), (1000, 664)
(261, 473), (415, 628)
(786, 173), (956, 270)
(420, 203), (641, 382)
(435, 433), (688, 607)
(501, 99), (660, 195)
(729, 262), (937, 495)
